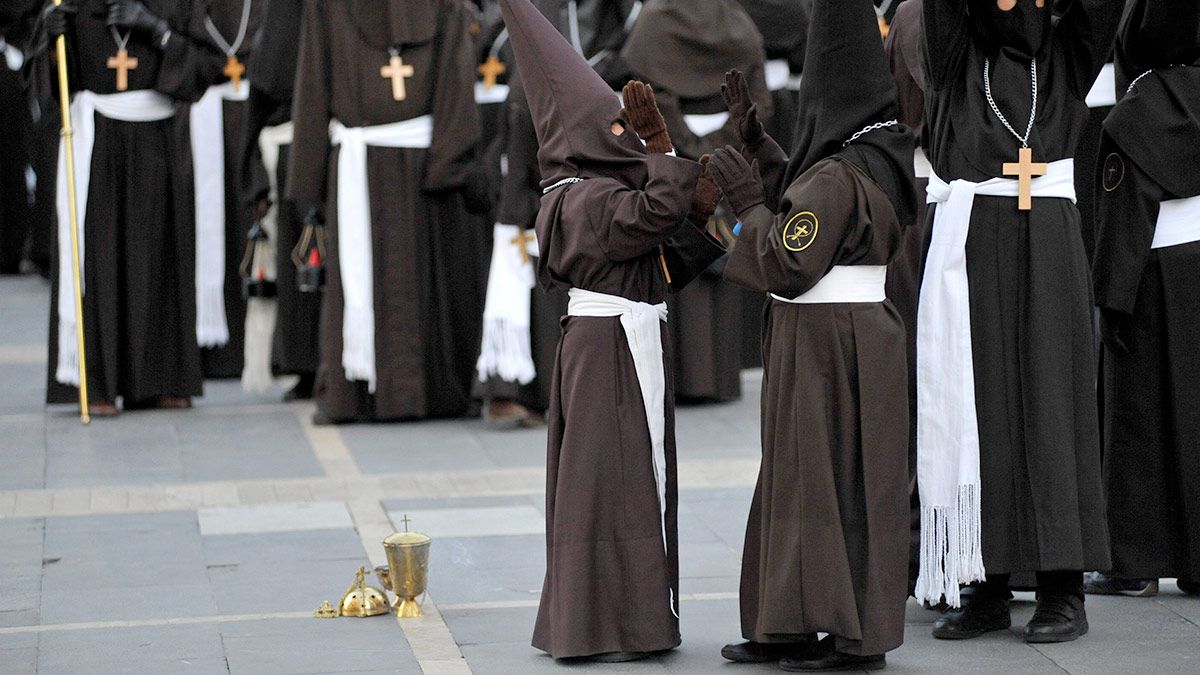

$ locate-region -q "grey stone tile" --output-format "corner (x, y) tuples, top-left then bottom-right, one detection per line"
(208, 558), (372, 616)
(460, 643), (593, 675)
(0, 608), (40, 628)
(677, 540), (742, 580)
(175, 412), (323, 483)
(886, 628), (1062, 674)
(0, 518), (45, 569)
(0, 646), (37, 675)
(0, 632), (39, 650)
(39, 657), (232, 675)
(385, 505), (544, 539)
(0, 420), (46, 490)
(0, 575), (41, 613)
(43, 417), (186, 488)
(221, 618), (418, 675)
(36, 624), (225, 668)
(678, 488), (754, 551)
(0, 364), (46, 417)
(38, 582), (218, 624)
(198, 502), (353, 537)
(440, 606), (538, 647)
(382, 494), (542, 516)
(202, 529), (369, 567)
(678, 576), (739, 597)
(426, 535), (545, 606)
(342, 421), (496, 475)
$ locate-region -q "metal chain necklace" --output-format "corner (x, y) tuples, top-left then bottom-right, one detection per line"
(844, 119), (899, 147)
(204, 0), (253, 57)
(984, 58), (1038, 148)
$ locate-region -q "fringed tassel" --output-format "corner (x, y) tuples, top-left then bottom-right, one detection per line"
(915, 483), (985, 609)
(196, 283), (230, 348)
(241, 298), (277, 393)
(341, 306), (376, 393)
(475, 317), (536, 385)
(56, 320), (80, 386)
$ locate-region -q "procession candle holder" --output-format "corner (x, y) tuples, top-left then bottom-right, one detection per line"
(291, 208), (327, 293)
(240, 221), (277, 299)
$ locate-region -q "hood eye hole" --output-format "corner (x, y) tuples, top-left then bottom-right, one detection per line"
(610, 120), (626, 136)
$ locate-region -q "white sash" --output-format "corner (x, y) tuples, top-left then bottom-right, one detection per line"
(683, 112), (730, 139)
(191, 81), (251, 348)
(913, 147), (931, 180)
(1151, 195), (1200, 249)
(476, 224), (540, 386)
(765, 59), (790, 92)
(241, 120), (294, 393)
(915, 159), (1076, 608)
(2, 38), (23, 71)
(55, 90), (175, 386)
(474, 81), (511, 105)
(330, 115), (433, 393)
(1086, 63), (1118, 109)
(566, 287), (676, 617)
(770, 265), (888, 304)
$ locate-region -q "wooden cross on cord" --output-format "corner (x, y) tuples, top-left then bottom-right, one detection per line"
(1003, 147), (1049, 211)
(478, 56), (507, 90)
(510, 228), (535, 264)
(224, 55), (246, 93)
(381, 53), (415, 102)
(107, 49), (138, 92)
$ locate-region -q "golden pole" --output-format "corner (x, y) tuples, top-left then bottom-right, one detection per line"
(53, 0), (90, 424)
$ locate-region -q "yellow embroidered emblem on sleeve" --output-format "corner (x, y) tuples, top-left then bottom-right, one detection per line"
(782, 211), (819, 252)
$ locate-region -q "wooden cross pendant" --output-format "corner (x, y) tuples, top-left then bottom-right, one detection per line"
(224, 55), (246, 93)
(1003, 147), (1049, 211)
(478, 56), (507, 90)
(510, 228), (535, 264)
(106, 48), (139, 92)
(380, 53), (415, 102)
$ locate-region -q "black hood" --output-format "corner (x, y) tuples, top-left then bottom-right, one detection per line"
(967, 0), (1053, 60)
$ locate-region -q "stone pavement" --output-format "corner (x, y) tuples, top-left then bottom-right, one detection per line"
(1, 274), (1198, 675)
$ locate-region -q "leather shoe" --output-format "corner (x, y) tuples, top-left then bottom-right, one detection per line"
(589, 651), (651, 663)
(720, 639), (812, 663)
(1024, 593), (1088, 643)
(1083, 572), (1157, 597)
(932, 595), (1011, 640)
(1178, 579), (1200, 596)
(779, 636), (886, 672)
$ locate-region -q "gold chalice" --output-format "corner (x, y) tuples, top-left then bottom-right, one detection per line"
(379, 531), (431, 618)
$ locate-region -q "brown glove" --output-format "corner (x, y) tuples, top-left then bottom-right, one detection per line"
(620, 81), (673, 154)
(708, 146), (764, 217)
(721, 69), (765, 149)
(690, 155), (723, 224)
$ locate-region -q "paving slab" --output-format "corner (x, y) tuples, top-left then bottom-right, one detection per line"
(36, 623), (226, 671)
(220, 617), (418, 675)
(198, 502), (354, 537)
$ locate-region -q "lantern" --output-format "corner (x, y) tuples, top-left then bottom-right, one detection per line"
(292, 208), (327, 293)
(240, 222), (277, 299)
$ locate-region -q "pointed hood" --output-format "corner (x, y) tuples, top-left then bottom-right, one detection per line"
(500, 0), (648, 190)
(1116, 0), (1200, 85)
(784, 0), (915, 225)
(736, 0), (809, 63)
(624, 0), (764, 99)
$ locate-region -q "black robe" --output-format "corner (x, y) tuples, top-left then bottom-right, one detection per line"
(532, 154), (726, 659)
(725, 157), (909, 656)
(0, 40), (31, 274)
(288, 0), (486, 422)
(921, 0), (1120, 575)
(1092, 38), (1200, 581)
(238, 0), (318, 379)
(44, 0), (224, 406)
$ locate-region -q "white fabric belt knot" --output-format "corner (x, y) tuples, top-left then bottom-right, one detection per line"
(913, 147), (931, 180)
(1152, 195), (1200, 249)
(56, 89), (176, 386)
(566, 287), (676, 617)
(476, 224), (540, 385)
(770, 265), (888, 304)
(330, 115), (433, 393)
(915, 158), (1076, 608)
(191, 81), (252, 348)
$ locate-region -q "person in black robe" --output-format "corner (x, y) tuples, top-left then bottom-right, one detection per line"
(475, 0), (639, 425)
(916, 0), (1122, 643)
(36, 0), (226, 415)
(237, 0), (318, 400)
(0, 5), (34, 275)
(624, 0), (771, 404)
(712, 0), (915, 668)
(1085, 0), (1200, 600)
(497, 0), (726, 661)
(287, 0), (488, 423)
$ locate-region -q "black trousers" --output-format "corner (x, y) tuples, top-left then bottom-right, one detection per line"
(975, 571), (1084, 601)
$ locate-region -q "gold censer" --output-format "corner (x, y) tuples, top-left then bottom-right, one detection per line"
(377, 530), (431, 618)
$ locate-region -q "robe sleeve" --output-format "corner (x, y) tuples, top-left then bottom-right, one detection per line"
(285, 0), (330, 205)
(1092, 136), (1161, 317)
(723, 159), (858, 297)
(239, 85), (276, 208)
(1114, 0), (1200, 86)
(922, 0), (970, 91)
(156, 2), (229, 103)
(588, 153), (702, 262)
(424, 0), (482, 192)
(660, 218), (728, 292)
(743, 134), (790, 212)
(1056, 0), (1124, 99)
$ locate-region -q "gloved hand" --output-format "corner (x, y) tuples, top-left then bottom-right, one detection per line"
(106, 0), (170, 43)
(721, 69), (765, 149)
(43, 0), (77, 39)
(707, 146), (764, 217)
(252, 198), (271, 223)
(619, 80), (673, 154)
(690, 155), (723, 225)
(1099, 307), (1132, 355)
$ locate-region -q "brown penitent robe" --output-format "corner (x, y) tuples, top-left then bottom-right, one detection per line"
(726, 158), (910, 657)
(43, 0), (225, 407)
(288, 0), (487, 422)
(189, 0), (265, 379)
(624, 0), (771, 403)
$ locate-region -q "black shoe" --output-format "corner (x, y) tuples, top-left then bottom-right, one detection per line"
(779, 637), (885, 672)
(1177, 579), (1200, 596)
(589, 651), (652, 663)
(1024, 593), (1088, 643)
(720, 639), (812, 663)
(1083, 572), (1158, 597)
(284, 373), (316, 401)
(932, 595), (1011, 640)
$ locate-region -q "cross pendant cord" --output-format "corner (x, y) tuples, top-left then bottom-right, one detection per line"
(108, 27), (132, 51)
(204, 0), (253, 57)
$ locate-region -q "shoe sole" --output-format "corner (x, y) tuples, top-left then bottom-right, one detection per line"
(1084, 583), (1158, 598)
(931, 622), (1011, 640)
(779, 658), (886, 672)
(1024, 619), (1089, 644)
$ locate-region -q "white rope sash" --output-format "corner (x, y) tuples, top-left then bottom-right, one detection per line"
(476, 224), (540, 385)
(191, 81), (251, 347)
(770, 265), (888, 304)
(566, 287), (676, 617)
(329, 115), (433, 393)
(55, 90), (175, 386)
(1151, 195), (1200, 249)
(915, 159), (1076, 608)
